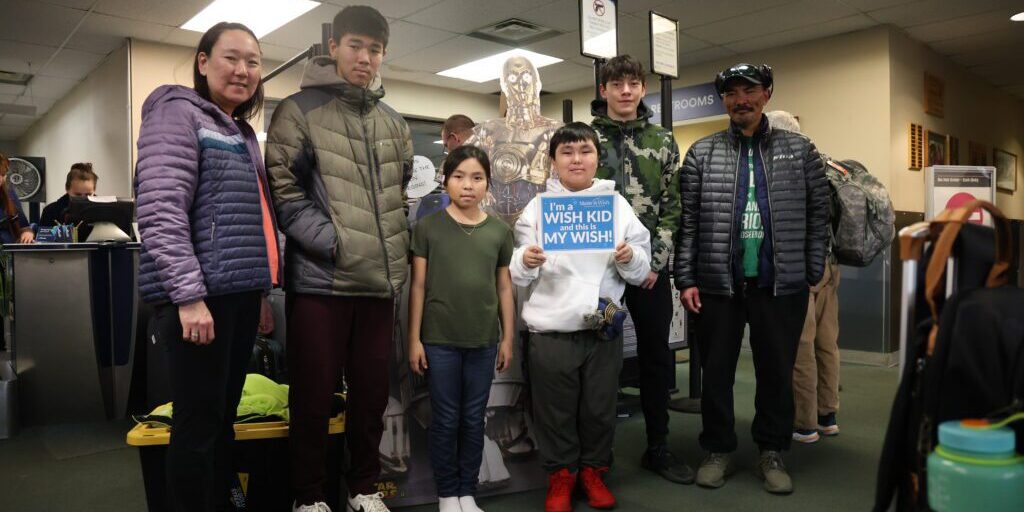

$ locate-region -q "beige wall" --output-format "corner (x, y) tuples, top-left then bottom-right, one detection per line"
(544, 27), (893, 190)
(889, 29), (1024, 219)
(129, 39), (498, 166)
(17, 44), (131, 200)
(543, 25), (1024, 220)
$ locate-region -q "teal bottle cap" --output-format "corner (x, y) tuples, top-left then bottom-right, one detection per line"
(938, 420), (1016, 455)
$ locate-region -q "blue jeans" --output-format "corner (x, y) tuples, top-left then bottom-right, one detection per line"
(425, 343), (498, 497)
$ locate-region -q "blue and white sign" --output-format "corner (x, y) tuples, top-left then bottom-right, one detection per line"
(644, 82), (725, 122)
(539, 192), (617, 252)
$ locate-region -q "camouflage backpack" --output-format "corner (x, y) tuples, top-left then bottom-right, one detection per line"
(825, 159), (895, 267)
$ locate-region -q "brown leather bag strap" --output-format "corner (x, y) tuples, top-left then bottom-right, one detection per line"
(922, 200), (1012, 354)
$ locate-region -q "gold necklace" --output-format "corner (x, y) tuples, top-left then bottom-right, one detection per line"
(448, 209), (484, 236)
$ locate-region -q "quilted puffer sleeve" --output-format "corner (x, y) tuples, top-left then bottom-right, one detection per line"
(673, 142), (702, 290)
(135, 100), (206, 305)
(265, 98), (337, 262)
(803, 140), (829, 286)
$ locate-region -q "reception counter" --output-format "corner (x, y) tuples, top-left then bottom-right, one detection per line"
(2, 242), (140, 425)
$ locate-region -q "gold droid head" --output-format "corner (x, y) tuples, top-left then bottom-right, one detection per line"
(500, 56), (541, 108)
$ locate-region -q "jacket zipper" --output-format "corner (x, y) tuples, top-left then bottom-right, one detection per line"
(758, 141), (780, 296)
(727, 137), (741, 297)
(361, 111), (394, 296)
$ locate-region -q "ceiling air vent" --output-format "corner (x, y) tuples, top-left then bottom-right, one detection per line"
(468, 18), (560, 46)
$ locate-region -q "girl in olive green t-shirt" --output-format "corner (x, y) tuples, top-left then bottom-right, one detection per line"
(407, 146), (515, 512)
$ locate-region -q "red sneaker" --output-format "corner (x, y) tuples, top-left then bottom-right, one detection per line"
(579, 466), (616, 509)
(545, 468), (576, 512)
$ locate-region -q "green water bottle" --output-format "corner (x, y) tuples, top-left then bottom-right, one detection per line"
(927, 417), (1024, 511)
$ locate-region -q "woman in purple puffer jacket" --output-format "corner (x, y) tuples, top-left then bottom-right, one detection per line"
(135, 22), (281, 512)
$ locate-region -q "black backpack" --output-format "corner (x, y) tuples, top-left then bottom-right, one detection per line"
(874, 201), (1024, 511)
(248, 336), (287, 383)
(825, 159), (895, 266)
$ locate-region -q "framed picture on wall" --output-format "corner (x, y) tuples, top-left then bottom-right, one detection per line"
(968, 141), (988, 166)
(994, 148), (1017, 193)
(925, 130), (948, 167)
(948, 136), (959, 165)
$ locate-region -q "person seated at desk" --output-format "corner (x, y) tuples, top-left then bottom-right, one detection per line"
(39, 162), (97, 227)
(0, 152), (34, 244)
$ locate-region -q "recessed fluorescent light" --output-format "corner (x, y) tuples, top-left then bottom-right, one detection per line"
(181, 0), (319, 39)
(1012, 12), (1024, 21)
(437, 49), (562, 83)
(433, 140), (444, 144)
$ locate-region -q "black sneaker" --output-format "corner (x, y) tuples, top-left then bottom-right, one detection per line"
(640, 445), (695, 484)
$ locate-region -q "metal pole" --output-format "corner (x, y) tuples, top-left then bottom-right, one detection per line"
(593, 59), (604, 100)
(263, 46), (314, 84)
(562, 99), (573, 123)
(321, 23), (331, 54)
(660, 75), (672, 130)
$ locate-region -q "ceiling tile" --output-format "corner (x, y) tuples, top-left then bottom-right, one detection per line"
(320, 0), (447, 19)
(0, 94), (56, 115)
(260, 3), (343, 49)
(686, 0), (858, 45)
(0, 41), (104, 79)
(839, 0), (918, 9)
(35, 0), (97, 9)
(0, 75), (79, 100)
(523, 32), (593, 67)
(867, 0), (1020, 27)
(929, 27), (1024, 57)
(0, 0), (86, 48)
(725, 14), (876, 54)
(66, 12), (174, 54)
(518, 0), (580, 33)
(403, 0), (554, 33)
(654, 0), (796, 30)
(903, 8), (1016, 42)
(386, 36), (511, 74)
(93, 0), (210, 27)
(382, 22), (460, 60)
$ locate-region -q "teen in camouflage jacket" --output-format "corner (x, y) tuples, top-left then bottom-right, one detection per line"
(592, 99), (682, 273)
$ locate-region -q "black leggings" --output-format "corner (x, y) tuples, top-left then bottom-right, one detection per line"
(151, 291), (260, 512)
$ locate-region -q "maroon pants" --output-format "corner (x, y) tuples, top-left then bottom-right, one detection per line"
(287, 293), (395, 503)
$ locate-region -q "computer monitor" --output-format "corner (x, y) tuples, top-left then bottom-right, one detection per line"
(66, 196), (135, 242)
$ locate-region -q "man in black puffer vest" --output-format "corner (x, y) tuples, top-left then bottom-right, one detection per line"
(674, 63), (829, 495)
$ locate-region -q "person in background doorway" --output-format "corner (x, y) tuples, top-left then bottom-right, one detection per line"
(135, 21), (280, 512)
(0, 153), (34, 244)
(764, 110), (842, 445)
(591, 54), (690, 485)
(39, 162), (98, 227)
(674, 64), (829, 495)
(442, 114), (475, 153)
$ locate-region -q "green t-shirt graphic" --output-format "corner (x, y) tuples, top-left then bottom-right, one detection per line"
(741, 137), (764, 278)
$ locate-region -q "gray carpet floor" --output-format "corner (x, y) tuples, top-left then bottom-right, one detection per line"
(0, 352), (898, 511)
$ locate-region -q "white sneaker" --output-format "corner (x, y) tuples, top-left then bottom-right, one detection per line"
(459, 496), (484, 512)
(293, 501), (331, 512)
(348, 492), (390, 512)
(439, 496), (462, 512)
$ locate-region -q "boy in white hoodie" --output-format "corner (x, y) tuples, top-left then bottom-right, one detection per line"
(510, 123), (651, 512)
